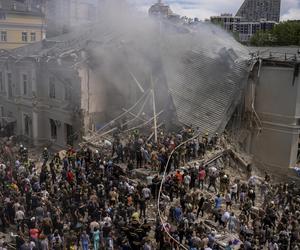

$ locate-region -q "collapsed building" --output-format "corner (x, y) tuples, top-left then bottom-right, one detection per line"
(0, 5), (299, 179)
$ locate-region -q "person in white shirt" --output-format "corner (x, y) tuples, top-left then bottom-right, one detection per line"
(89, 220), (99, 232)
(230, 183), (238, 203)
(103, 216), (112, 227)
(142, 187), (151, 201)
(221, 211), (230, 228)
(269, 241), (279, 250)
(184, 174), (191, 189)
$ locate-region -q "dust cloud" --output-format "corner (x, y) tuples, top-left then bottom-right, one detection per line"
(54, 0), (252, 131)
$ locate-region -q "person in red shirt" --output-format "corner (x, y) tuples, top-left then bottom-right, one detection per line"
(29, 228), (40, 240)
(198, 167), (206, 189)
(175, 170), (183, 184)
(67, 169), (74, 186)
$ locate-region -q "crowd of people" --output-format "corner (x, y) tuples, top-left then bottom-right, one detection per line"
(0, 127), (299, 250)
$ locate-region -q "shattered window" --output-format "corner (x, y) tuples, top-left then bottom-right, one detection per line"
(49, 77), (56, 99)
(24, 114), (30, 136)
(0, 72), (3, 92)
(50, 119), (57, 140)
(64, 86), (71, 101)
(0, 106), (4, 118)
(22, 74), (28, 95)
(7, 72), (12, 98)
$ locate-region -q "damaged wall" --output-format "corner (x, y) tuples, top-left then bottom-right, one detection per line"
(78, 64), (108, 133)
(251, 61), (300, 173)
(0, 55), (83, 149)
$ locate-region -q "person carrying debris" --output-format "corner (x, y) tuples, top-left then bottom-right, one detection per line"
(207, 166), (218, 192)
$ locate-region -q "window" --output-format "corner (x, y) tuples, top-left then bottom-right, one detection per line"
(1, 31), (7, 42)
(0, 12), (6, 20)
(64, 86), (71, 101)
(22, 74), (28, 95)
(50, 119), (57, 140)
(24, 114), (30, 136)
(0, 106), (4, 118)
(65, 123), (74, 146)
(0, 72), (3, 92)
(22, 32), (28, 42)
(7, 73), (12, 98)
(49, 77), (55, 99)
(30, 32), (36, 42)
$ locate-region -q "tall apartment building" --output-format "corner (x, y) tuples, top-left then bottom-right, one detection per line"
(211, 0), (280, 43)
(210, 14), (276, 42)
(210, 14), (242, 32)
(236, 0), (281, 22)
(236, 20), (276, 42)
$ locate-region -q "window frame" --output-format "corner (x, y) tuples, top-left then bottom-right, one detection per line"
(21, 32), (28, 42)
(0, 31), (7, 42)
(0, 106), (4, 118)
(22, 73), (28, 96)
(7, 72), (12, 98)
(64, 85), (72, 101)
(23, 113), (30, 136)
(0, 72), (4, 92)
(30, 32), (36, 42)
(49, 77), (56, 99)
(49, 119), (57, 140)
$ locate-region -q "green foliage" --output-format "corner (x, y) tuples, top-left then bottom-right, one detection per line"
(250, 20), (300, 46)
(250, 31), (273, 46)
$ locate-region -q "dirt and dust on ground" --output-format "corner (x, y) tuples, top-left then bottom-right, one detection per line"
(138, 142), (271, 249)
(0, 135), (294, 249)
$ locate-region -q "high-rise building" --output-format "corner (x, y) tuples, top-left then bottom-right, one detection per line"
(210, 14), (242, 32)
(236, 0), (281, 22)
(210, 13), (277, 43)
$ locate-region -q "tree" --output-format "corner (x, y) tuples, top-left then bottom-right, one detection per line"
(272, 21), (300, 46)
(250, 20), (300, 46)
(250, 31), (273, 46)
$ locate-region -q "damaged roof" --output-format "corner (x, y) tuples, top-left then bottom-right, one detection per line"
(6, 12), (252, 135)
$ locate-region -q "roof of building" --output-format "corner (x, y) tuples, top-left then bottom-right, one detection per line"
(5, 10), (252, 136)
(0, 0), (43, 16)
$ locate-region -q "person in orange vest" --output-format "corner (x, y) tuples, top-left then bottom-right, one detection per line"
(175, 170), (183, 184)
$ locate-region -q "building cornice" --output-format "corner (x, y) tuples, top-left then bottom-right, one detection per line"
(0, 22), (46, 30)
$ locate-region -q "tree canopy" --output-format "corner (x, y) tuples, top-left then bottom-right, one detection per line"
(250, 20), (300, 46)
